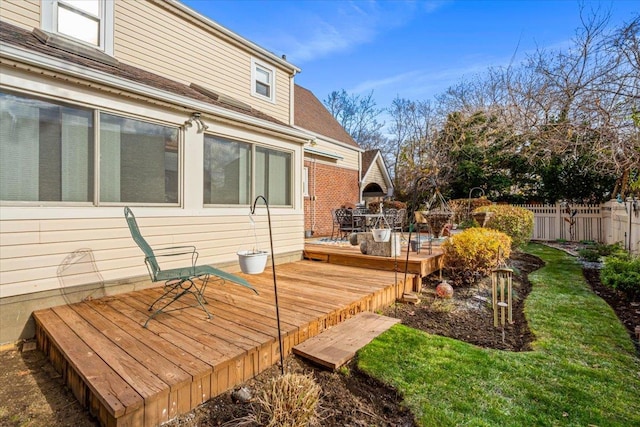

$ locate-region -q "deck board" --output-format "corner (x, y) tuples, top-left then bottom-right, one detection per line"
(293, 312), (401, 369)
(303, 241), (444, 291)
(33, 258), (414, 427)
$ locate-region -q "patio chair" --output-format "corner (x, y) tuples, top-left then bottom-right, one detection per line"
(330, 208), (340, 240)
(335, 208), (364, 239)
(124, 207), (258, 327)
(385, 208), (406, 236)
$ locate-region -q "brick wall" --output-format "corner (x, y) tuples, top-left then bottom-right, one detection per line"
(304, 160), (359, 237)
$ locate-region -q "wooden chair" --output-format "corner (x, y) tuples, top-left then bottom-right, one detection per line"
(124, 207), (258, 327)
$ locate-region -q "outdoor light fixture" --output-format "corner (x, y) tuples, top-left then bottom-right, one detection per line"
(183, 112), (209, 132)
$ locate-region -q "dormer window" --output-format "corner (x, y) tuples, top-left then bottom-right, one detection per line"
(251, 58), (276, 103)
(41, 0), (114, 55)
(57, 0), (100, 46)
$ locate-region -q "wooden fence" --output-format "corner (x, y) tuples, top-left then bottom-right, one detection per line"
(515, 201), (639, 254)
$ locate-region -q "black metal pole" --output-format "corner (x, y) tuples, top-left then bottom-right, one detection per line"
(402, 176), (429, 299)
(250, 195), (284, 375)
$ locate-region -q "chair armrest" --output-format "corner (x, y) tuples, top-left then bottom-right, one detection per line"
(148, 246), (199, 268)
(154, 246), (197, 257)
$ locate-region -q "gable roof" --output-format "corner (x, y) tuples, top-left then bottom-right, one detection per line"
(294, 84), (359, 148)
(361, 149), (379, 179)
(361, 149), (393, 192)
(0, 20), (292, 129)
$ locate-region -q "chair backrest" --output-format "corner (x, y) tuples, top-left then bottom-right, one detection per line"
(335, 208), (353, 228)
(124, 207), (160, 278)
(396, 208), (407, 227)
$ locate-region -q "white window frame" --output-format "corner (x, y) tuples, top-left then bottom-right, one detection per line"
(303, 166), (309, 197)
(41, 0), (115, 55)
(251, 58), (276, 103)
(0, 89), (181, 207)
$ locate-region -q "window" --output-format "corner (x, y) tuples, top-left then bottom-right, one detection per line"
(0, 90), (179, 205)
(41, 0), (114, 54)
(256, 147), (291, 205)
(100, 113), (179, 204)
(0, 92), (94, 202)
(203, 136), (251, 205)
(303, 166), (309, 197)
(251, 58), (276, 102)
(204, 136), (292, 206)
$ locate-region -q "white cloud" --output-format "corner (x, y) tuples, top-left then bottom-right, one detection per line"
(265, 1), (430, 63)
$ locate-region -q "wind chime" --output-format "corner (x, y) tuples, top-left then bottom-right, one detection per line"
(491, 250), (513, 328)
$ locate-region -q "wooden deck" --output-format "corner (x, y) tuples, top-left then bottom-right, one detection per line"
(33, 260), (414, 427)
(303, 239), (444, 291)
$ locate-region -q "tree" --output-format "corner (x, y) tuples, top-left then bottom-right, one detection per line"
(323, 89), (386, 149)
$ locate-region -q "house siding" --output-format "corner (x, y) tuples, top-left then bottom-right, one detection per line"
(113, 0), (292, 124)
(363, 162), (390, 194)
(304, 161), (360, 237)
(0, 40), (304, 345)
(307, 139), (360, 171)
(0, 0), (39, 30)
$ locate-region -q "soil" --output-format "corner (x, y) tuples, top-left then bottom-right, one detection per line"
(1, 249), (638, 427)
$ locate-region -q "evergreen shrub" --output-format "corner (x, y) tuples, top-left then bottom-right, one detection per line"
(600, 253), (640, 300)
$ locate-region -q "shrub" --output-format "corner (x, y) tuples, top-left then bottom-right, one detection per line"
(442, 227), (512, 285)
(594, 242), (625, 257)
(474, 205), (534, 249)
(368, 199), (407, 212)
(250, 373), (321, 427)
(578, 248), (601, 262)
(600, 254), (640, 300)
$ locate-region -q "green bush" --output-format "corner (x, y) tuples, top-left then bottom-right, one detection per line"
(578, 248), (601, 262)
(594, 242), (625, 257)
(600, 254), (640, 300)
(474, 205), (534, 249)
(442, 227), (512, 285)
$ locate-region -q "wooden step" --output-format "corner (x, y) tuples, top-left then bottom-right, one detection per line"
(292, 312), (400, 370)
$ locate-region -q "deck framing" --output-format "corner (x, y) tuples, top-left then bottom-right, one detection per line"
(33, 259), (414, 427)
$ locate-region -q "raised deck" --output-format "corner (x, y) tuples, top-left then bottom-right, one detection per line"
(33, 260), (413, 427)
(303, 240), (444, 291)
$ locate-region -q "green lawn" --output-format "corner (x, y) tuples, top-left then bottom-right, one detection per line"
(358, 244), (640, 426)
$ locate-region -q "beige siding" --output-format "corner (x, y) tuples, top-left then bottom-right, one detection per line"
(364, 162), (389, 193)
(0, 212), (303, 299)
(307, 138), (360, 171)
(0, 0), (40, 30)
(113, 0), (292, 124)
(0, 63), (305, 345)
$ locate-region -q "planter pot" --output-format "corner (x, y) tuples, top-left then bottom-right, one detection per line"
(237, 250), (268, 274)
(371, 228), (391, 242)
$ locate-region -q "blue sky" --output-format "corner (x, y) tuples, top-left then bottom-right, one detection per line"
(181, 0), (638, 109)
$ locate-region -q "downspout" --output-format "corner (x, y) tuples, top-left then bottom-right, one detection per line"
(312, 157), (317, 234)
(358, 152), (363, 204)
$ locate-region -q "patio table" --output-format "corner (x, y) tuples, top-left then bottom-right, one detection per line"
(355, 213), (387, 231)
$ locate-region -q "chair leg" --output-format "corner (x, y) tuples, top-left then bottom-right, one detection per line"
(144, 279), (212, 328)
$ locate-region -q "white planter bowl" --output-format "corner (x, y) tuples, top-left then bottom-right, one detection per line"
(371, 229), (391, 243)
(237, 250), (268, 274)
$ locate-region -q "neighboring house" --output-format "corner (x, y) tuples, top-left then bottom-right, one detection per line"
(293, 85), (394, 237)
(293, 84), (363, 237)
(361, 149), (394, 204)
(0, 0), (314, 346)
